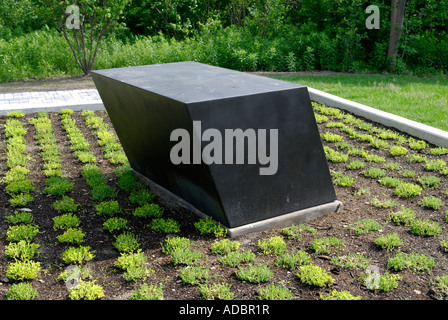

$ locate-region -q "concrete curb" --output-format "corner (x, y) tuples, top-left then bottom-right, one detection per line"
(307, 87), (448, 149)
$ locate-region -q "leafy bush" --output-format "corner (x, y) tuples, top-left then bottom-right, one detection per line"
(297, 264), (334, 287)
(62, 246), (95, 265)
(5, 240), (40, 261)
(409, 218), (442, 237)
(218, 250), (255, 268)
(170, 247), (203, 266)
(44, 177), (73, 196)
(389, 146), (408, 157)
(129, 283), (164, 300)
(374, 233), (404, 251)
(259, 284), (292, 300)
(51, 196), (79, 213)
(320, 289), (361, 300)
(95, 200), (120, 218)
(179, 265), (210, 285)
(349, 219), (381, 235)
(57, 228), (85, 244)
(281, 224), (316, 239)
(68, 280), (104, 300)
(394, 183), (423, 198)
(113, 232), (140, 253)
(133, 203), (164, 218)
(236, 264), (273, 284)
(276, 250), (311, 270)
(387, 251), (435, 274)
(388, 207), (416, 226)
(161, 236), (192, 255)
(5, 211), (34, 225)
(150, 218), (181, 234)
(210, 239), (241, 255)
(53, 213), (81, 230)
(6, 260), (41, 280)
(311, 237), (345, 254)
(6, 224), (39, 242)
(6, 282), (38, 300)
(329, 253), (371, 270)
(194, 217), (226, 237)
(258, 236), (287, 255)
(199, 282), (235, 300)
(103, 217), (128, 233)
(418, 196), (445, 210)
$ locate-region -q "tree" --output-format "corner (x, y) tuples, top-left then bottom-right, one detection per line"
(387, 0), (406, 71)
(39, 0), (129, 75)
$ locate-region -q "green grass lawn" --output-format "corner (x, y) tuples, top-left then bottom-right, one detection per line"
(268, 74), (448, 132)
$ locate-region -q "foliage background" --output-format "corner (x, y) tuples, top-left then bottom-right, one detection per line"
(0, 0), (447, 82)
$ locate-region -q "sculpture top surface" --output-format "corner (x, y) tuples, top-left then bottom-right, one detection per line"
(91, 61), (303, 104)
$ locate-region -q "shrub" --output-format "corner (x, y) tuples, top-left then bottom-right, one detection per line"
(388, 207), (416, 225)
(133, 203), (164, 218)
(68, 280), (104, 300)
(394, 183), (423, 198)
(311, 237), (345, 254)
(218, 250), (256, 267)
(321, 132), (343, 143)
(362, 168), (386, 179)
(5, 179), (35, 195)
(387, 251), (435, 273)
(346, 160), (366, 170)
(389, 146), (408, 157)
(5, 211), (34, 225)
(258, 236), (287, 255)
(53, 213), (81, 230)
(171, 247), (203, 266)
(258, 283), (292, 300)
(360, 272), (401, 292)
(374, 233), (404, 251)
(407, 154), (427, 163)
(194, 217), (227, 237)
(409, 218), (442, 237)
(179, 265), (210, 285)
(161, 237), (192, 255)
(103, 217), (128, 233)
(6, 282), (38, 300)
(417, 175), (441, 189)
(297, 264), (334, 287)
(6, 260), (41, 280)
(349, 218), (381, 235)
(9, 193), (35, 207)
(129, 283), (164, 300)
(423, 159), (447, 172)
(320, 289), (361, 300)
(276, 250), (311, 269)
(236, 264), (273, 284)
(371, 196), (399, 208)
(210, 239), (241, 255)
(199, 282), (235, 300)
(429, 147), (448, 156)
(6, 224), (39, 242)
(332, 170), (355, 187)
(150, 218), (181, 234)
(378, 176), (404, 188)
(281, 224), (316, 239)
(418, 196), (445, 210)
(62, 246), (95, 265)
(365, 154), (385, 163)
(113, 232), (140, 253)
(115, 250), (147, 271)
(329, 253), (371, 270)
(95, 200), (120, 218)
(51, 196), (79, 213)
(5, 240), (40, 261)
(431, 275), (448, 297)
(44, 177), (73, 196)
(57, 228), (85, 244)
(129, 189), (155, 205)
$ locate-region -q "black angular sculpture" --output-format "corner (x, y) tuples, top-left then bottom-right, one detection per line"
(91, 61), (341, 237)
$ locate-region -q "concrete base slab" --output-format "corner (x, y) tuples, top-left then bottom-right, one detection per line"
(132, 169), (343, 237)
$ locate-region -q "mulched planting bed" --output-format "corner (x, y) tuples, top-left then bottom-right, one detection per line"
(0, 103), (447, 301)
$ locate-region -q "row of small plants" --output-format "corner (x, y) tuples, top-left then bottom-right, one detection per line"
(314, 102), (448, 298)
(81, 110), (128, 166)
(3, 112), (34, 207)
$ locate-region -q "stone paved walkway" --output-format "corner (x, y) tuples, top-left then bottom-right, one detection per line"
(0, 89), (104, 114)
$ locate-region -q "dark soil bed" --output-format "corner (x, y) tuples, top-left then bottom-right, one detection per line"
(0, 104), (447, 302)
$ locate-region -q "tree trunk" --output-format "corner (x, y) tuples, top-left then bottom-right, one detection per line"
(387, 0), (406, 71)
